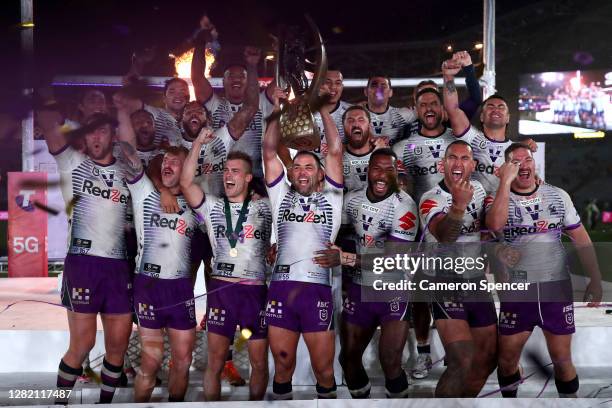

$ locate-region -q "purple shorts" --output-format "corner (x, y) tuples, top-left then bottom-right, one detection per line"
(498, 281), (575, 335)
(266, 281), (334, 333)
(432, 299), (497, 328)
(206, 278), (268, 340)
(342, 282), (409, 328)
(190, 228), (212, 266)
(61, 254), (132, 314)
(133, 274), (196, 330)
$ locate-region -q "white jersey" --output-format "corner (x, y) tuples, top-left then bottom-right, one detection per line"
(343, 189), (418, 285)
(112, 144), (164, 168)
(267, 173), (343, 285)
(144, 105), (182, 147)
(128, 171), (198, 279)
(458, 126), (513, 194)
(313, 100), (351, 159)
(205, 92), (274, 178)
(366, 104), (417, 145)
(393, 127), (455, 203)
(52, 146), (131, 259)
(342, 148), (374, 193)
(193, 195), (272, 281)
(419, 180), (486, 278)
(485, 183), (582, 282)
(179, 126), (234, 197)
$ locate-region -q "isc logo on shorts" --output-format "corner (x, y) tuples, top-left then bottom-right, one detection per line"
(266, 300), (283, 318)
(500, 311), (517, 327)
(138, 303), (155, 319)
(208, 308), (226, 323)
(72, 288), (90, 302)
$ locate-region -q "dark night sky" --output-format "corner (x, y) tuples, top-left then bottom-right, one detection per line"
(4, 0), (536, 82)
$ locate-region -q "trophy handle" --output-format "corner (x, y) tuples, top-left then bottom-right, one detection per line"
(304, 14), (328, 108)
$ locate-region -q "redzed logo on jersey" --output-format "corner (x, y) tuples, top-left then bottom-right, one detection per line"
(420, 199), (438, 216)
(399, 211), (416, 230)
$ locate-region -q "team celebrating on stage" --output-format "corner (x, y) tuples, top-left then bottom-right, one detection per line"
(35, 15), (603, 403)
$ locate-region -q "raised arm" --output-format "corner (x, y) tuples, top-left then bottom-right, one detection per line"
(226, 47), (261, 139)
(37, 109), (68, 153)
(485, 162), (519, 232)
(442, 58), (471, 136)
(320, 109), (343, 184)
(428, 180), (473, 243)
(262, 97), (284, 185)
(191, 16), (216, 104)
(180, 129), (213, 207)
(454, 51), (482, 120)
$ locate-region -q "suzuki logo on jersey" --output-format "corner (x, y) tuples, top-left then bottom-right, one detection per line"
(81, 180), (129, 203)
(420, 199), (438, 216)
(362, 215), (374, 231)
(399, 211), (417, 230)
(487, 147), (504, 163)
(150, 214), (195, 237)
(281, 209), (328, 224)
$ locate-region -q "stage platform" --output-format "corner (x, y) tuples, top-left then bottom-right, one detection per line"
(1, 277), (612, 406)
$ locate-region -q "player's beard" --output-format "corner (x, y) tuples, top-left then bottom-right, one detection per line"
(182, 121), (205, 140)
(347, 127), (370, 150)
(420, 111), (442, 130)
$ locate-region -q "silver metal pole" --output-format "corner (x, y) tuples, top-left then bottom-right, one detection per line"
(482, 0), (496, 98)
(21, 0), (34, 172)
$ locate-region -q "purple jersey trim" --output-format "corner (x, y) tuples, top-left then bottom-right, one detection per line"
(325, 175), (343, 189)
(126, 169), (145, 185)
(266, 171), (285, 188)
(455, 125), (471, 138)
(564, 223), (582, 231)
(49, 143), (70, 156)
(191, 195), (207, 210)
(387, 235), (412, 243)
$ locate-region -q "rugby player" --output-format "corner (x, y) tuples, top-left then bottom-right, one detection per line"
(191, 16), (275, 179)
(39, 109), (133, 404)
(442, 56), (537, 194)
(262, 92), (344, 399)
(363, 75), (416, 146)
(485, 143), (602, 397)
(342, 106), (386, 193)
(119, 128), (198, 401)
(418, 140), (497, 397)
(181, 136), (272, 400)
(331, 149), (418, 398)
(392, 87), (454, 379)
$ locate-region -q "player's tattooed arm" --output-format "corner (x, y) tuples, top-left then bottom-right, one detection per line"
(441, 58), (471, 136)
(227, 47), (261, 139)
(430, 179), (473, 242)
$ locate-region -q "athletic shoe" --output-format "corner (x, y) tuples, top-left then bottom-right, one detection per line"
(411, 353), (432, 379)
(221, 360), (246, 386)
